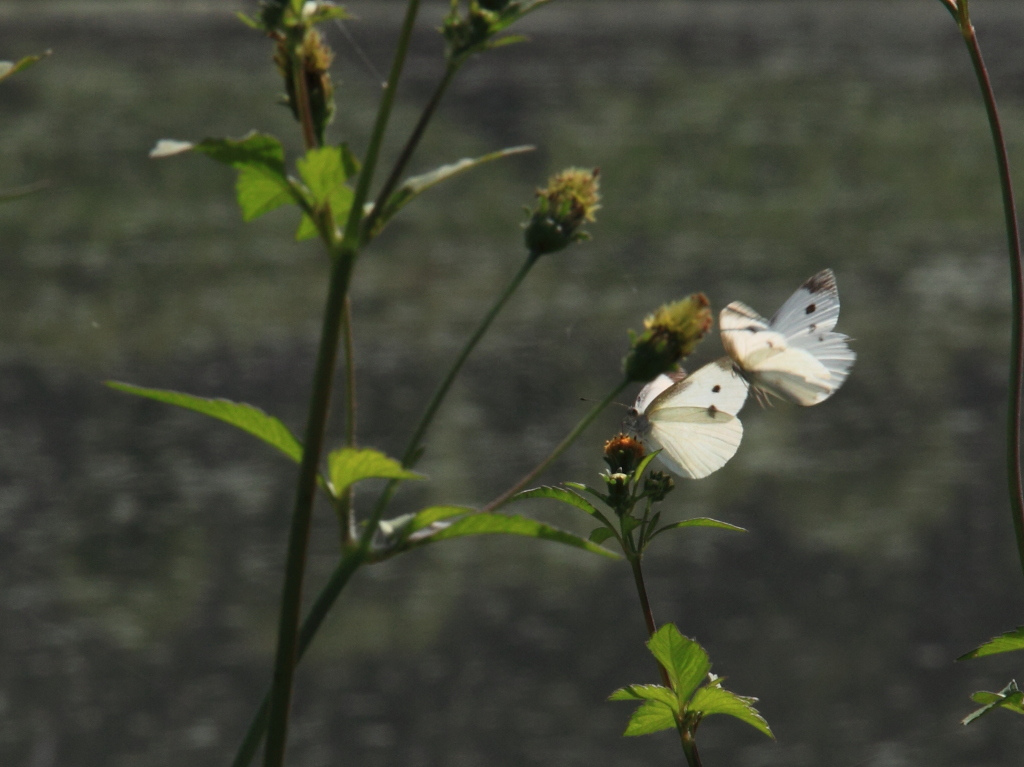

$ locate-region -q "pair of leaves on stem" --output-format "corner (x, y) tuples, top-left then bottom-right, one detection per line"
(150, 132), (531, 244)
(958, 626), (1024, 724)
(105, 382), (613, 560)
(609, 623), (773, 739)
(514, 479), (743, 552)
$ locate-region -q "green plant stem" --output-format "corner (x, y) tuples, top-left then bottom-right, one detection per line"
(483, 377), (631, 511)
(954, 1), (1024, 577)
(403, 253), (537, 466)
(680, 730), (704, 767)
(628, 555), (672, 689)
(260, 2), (423, 766)
(362, 63), (459, 242)
(230, 554), (363, 767)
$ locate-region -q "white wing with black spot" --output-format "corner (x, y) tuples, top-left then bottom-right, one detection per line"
(627, 358), (749, 479)
(720, 269), (855, 406)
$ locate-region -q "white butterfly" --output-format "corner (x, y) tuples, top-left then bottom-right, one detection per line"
(719, 269), (855, 406)
(625, 357), (750, 479)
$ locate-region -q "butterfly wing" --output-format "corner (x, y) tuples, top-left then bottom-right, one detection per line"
(720, 270), (855, 405)
(770, 269), (841, 337)
(643, 358), (749, 479)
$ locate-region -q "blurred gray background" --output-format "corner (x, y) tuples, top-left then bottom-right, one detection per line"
(2, 1), (1024, 765)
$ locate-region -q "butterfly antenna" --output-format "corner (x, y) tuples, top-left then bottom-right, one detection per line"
(333, 17), (386, 87)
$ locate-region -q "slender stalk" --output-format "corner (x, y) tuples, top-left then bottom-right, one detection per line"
(362, 64), (459, 242)
(954, 1), (1024, 576)
(403, 254), (537, 465)
(230, 554), (362, 767)
(339, 296), (358, 546)
(483, 378), (631, 511)
(262, 251), (352, 767)
(261, 3), (423, 766)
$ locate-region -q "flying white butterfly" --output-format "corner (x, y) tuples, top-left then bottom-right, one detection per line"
(719, 269), (855, 406)
(625, 357), (750, 479)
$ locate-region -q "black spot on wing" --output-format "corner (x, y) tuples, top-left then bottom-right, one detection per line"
(712, 385), (721, 393)
(805, 303), (816, 314)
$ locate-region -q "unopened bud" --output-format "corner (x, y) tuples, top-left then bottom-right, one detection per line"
(622, 293), (712, 382)
(524, 167), (600, 257)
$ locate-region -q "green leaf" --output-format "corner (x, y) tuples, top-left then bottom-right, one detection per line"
(963, 681), (1024, 724)
(106, 381), (302, 462)
(647, 624), (710, 701)
(609, 684), (679, 712)
(589, 527), (615, 544)
(237, 163), (296, 221)
(407, 505), (475, 532)
(150, 132), (303, 221)
(364, 146), (533, 239)
(511, 485), (599, 516)
(621, 700), (678, 736)
(0, 50), (51, 83)
(295, 145), (355, 241)
(411, 513), (618, 559)
(634, 449), (661, 479)
(689, 685), (774, 739)
(654, 518), (747, 537)
(958, 627), (1024, 660)
(564, 481), (608, 503)
(327, 447), (423, 497)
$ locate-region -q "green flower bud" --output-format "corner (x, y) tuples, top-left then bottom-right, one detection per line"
(622, 293), (712, 382)
(604, 433), (646, 475)
(524, 167), (601, 257)
(643, 470), (675, 502)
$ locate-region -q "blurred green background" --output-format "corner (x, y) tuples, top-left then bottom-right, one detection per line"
(2, 1), (1024, 765)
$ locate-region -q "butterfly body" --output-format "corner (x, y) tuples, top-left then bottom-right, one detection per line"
(626, 358), (749, 479)
(720, 269), (855, 406)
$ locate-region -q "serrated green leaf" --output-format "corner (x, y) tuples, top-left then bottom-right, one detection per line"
(621, 700), (678, 736)
(0, 50), (51, 83)
(408, 505), (475, 532)
(106, 381), (302, 462)
(589, 527), (615, 544)
(327, 447), (423, 497)
(963, 686), (1024, 724)
(689, 685), (774, 738)
(411, 513), (618, 558)
(364, 146), (533, 239)
(647, 624), (710, 701)
(511, 485), (598, 516)
(192, 132), (287, 171)
(151, 133), (303, 221)
(295, 145), (355, 241)
(609, 684), (679, 712)
(958, 627), (1024, 660)
(237, 163), (296, 221)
